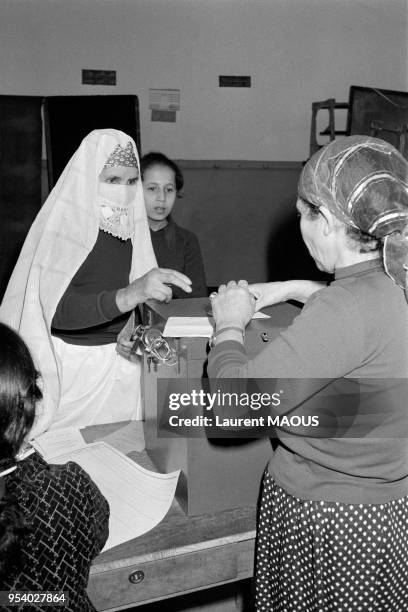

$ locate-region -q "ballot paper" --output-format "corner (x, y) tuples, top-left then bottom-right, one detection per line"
(32, 432), (180, 551)
(31, 427), (86, 458)
(50, 443), (179, 551)
(163, 310), (270, 338)
(164, 316), (213, 338)
(31, 423), (145, 458)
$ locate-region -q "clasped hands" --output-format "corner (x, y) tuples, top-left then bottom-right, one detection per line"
(210, 280), (257, 330)
(209, 279), (324, 330)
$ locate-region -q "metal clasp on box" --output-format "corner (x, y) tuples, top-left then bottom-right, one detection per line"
(130, 324), (177, 366)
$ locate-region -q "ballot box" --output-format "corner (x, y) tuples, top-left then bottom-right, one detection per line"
(141, 297), (299, 515)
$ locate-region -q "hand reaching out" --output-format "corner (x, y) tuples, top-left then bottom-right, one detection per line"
(249, 282), (291, 310)
(116, 268), (192, 313)
(249, 280), (327, 309)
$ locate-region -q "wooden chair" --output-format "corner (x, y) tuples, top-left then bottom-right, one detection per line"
(369, 119), (408, 157)
(309, 98), (349, 157)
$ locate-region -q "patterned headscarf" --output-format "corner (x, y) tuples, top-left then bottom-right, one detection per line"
(298, 135), (408, 291)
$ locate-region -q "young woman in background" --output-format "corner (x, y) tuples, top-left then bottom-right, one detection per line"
(0, 130), (191, 435)
(141, 152), (207, 298)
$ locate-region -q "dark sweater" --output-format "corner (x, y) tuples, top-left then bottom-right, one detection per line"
(208, 259), (408, 504)
(51, 231), (131, 345)
(150, 218), (207, 299)
(2, 453), (109, 611)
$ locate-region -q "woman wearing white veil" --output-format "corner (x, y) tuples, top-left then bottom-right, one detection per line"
(0, 129), (191, 437)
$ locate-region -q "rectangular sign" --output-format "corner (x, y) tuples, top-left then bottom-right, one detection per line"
(149, 88), (180, 111)
(82, 70), (116, 86)
(219, 75), (251, 87)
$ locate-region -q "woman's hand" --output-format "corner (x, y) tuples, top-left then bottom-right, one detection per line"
(249, 280), (327, 310)
(115, 268), (192, 313)
(116, 316), (140, 362)
(212, 280), (255, 329)
(116, 337), (140, 362)
(249, 282), (292, 310)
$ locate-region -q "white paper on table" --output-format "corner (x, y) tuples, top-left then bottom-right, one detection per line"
(31, 427), (86, 460)
(163, 316), (213, 337)
(163, 310), (270, 338)
(252, 311), (270, 319)
(49, 442), (180, 551)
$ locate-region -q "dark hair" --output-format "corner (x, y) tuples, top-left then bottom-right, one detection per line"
(299, 198), (380, 254)
(343, 226), (380, 253)
(140, 152), (184, 195)
(0, 323), (42, 578)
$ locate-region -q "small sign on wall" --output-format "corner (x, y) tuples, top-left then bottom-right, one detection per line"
(149, 89), (180, 111)
(82, 70), (117, 85)
(151, 110), (176, 123)
(219, 75), (251, 87)
(149, 88), (180, 123)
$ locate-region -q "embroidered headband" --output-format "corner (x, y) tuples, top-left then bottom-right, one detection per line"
(104, 141), (138, 168)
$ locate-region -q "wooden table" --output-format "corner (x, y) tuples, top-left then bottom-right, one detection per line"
(84, 423), (257, 612)
(84, 302), (300, 610)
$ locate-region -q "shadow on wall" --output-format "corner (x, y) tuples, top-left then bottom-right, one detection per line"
(265, 197), (332, 283)
(174, 162), (313, 287)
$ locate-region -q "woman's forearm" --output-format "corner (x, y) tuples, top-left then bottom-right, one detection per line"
(285, 280), (327, 303)
(249, 280), (327, 309)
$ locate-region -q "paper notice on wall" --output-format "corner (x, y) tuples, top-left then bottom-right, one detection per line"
(149, 88), (180, 111)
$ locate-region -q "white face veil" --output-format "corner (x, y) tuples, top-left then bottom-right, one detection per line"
(0, 129), (157, 437)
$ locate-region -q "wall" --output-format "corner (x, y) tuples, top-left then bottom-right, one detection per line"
(1, 0), (407, 285)
(173, 161), (322, 286)
(0, 0), (407, 161)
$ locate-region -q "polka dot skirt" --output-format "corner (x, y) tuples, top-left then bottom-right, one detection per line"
(255, 471), (408, 611)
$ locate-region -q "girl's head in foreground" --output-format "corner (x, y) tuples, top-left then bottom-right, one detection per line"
(140, 152), (184, 231)
(297, 135), (408, 287)
(0, 323), (42, 577)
